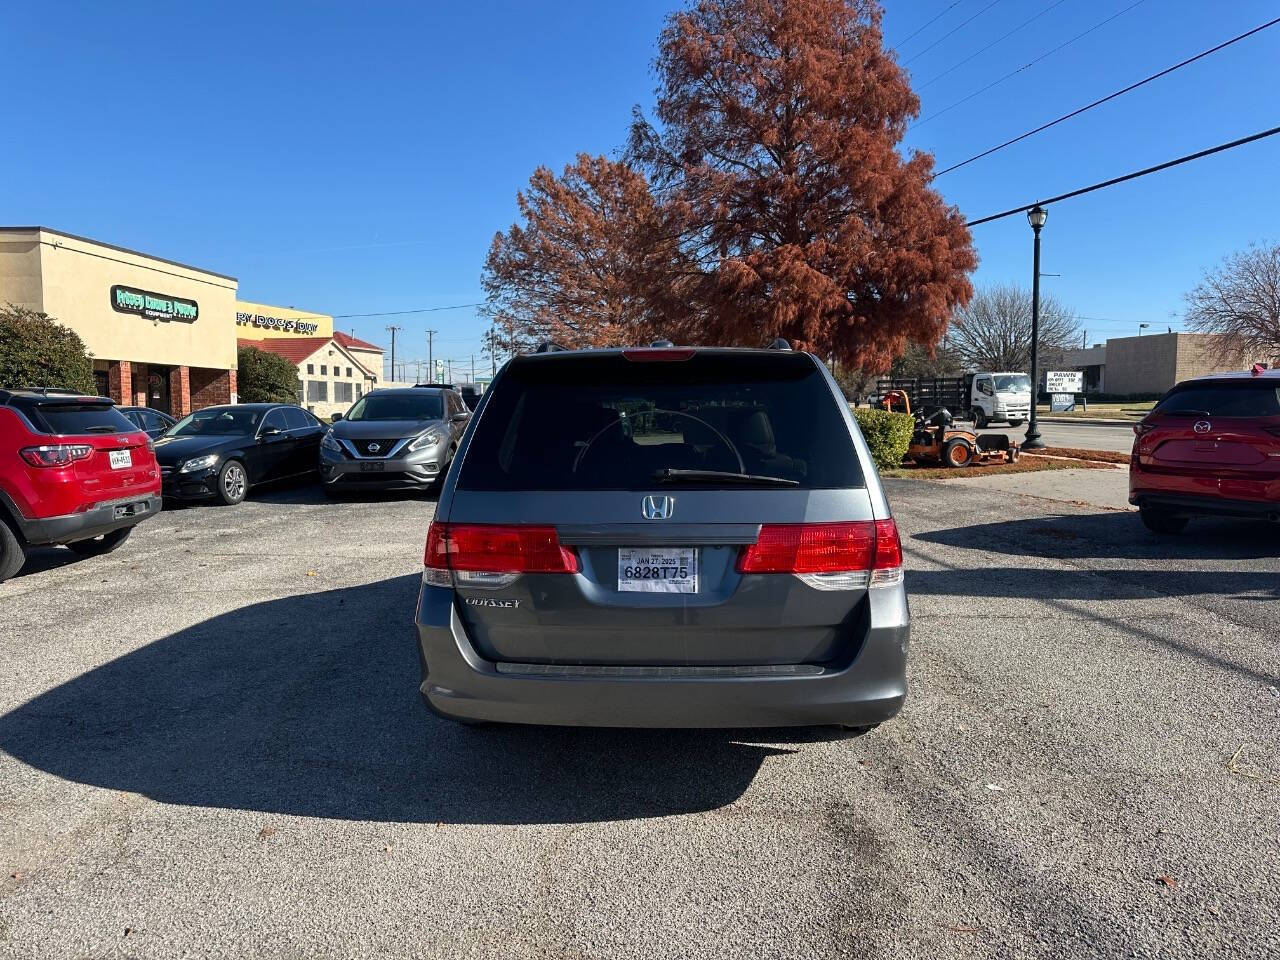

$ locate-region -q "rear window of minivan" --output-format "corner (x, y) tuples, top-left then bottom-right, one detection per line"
(456, 351), (864, 491)
(1154, 381), (1280, 417)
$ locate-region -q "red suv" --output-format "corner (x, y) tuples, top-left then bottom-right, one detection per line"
(0, 388), (162, 582)
(1129, 368), (1280, 533)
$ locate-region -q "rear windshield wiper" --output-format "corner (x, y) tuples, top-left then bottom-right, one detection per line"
(651, 468), (799, 487)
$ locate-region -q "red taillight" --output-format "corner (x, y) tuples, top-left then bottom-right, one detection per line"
(621, 348), (696, 362)
(1133, 421), (1155, 438)
(19, 444), (93, 468)
(424, 522), (578, 573)
(736, 520), (902, 574)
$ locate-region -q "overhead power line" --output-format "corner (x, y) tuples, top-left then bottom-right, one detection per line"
(903, 0), (1004, 66)
(917, 0), (1070, 91)
(913, 0), (1150, 128)
(966, 124), (1280, 227)
(893, 1), (965, 49)
(332, 302), (483, 319)
(935, 15), (1280, 177)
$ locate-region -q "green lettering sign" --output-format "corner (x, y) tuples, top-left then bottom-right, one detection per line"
(110, 284), (198, 323)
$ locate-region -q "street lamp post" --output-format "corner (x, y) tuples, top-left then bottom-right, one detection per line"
(1024, 205), (1048, 450)
(1138, 322), (1150, 336)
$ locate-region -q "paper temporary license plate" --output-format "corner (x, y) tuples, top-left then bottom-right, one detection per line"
(108, 449), (132, 470)
(617, 547), (698, 593)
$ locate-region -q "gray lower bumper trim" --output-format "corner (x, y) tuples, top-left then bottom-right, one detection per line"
(495, 662), (825, 678)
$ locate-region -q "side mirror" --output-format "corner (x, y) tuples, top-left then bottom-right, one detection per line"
(450, 412), (470, 423)
(331, 412), (344, 422)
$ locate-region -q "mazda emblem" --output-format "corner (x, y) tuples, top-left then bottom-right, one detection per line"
(1193, 421), (1211, 435)
(642, 495), (675, 520)
(368, 442), (381, 453)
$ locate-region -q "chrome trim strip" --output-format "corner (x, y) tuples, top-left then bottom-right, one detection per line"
(494, 662), (825, 678)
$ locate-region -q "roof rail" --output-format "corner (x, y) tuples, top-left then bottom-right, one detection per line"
(18, 386), (82, 395)
(535, 340), (569, 353)
(767, 338), (792, 351)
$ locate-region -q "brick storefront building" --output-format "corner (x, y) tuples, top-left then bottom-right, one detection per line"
(0, 226), (239, 417)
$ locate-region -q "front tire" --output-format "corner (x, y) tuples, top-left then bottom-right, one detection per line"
(66, 527), (132, 556)
(1140, 506), (1188, 534)
(0, 519), (27, 582)
(972, 408), (988, 429)
(1009, 418), (1025, 427)
(214, 459), (248, 506)
(943, 438), (974, 468)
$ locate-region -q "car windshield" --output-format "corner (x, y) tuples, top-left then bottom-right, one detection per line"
(457, 352), (863, 491)
(1154, 382), (1280, 417)
(993, 374), (1031, 393)
(168, 407), (264, 437)
(344, 392), (443, 422)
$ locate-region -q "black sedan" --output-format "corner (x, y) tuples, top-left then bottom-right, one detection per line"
(154, 404), (325, 505)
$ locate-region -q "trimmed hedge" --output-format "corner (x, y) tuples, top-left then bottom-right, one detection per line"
(0, 304), (95, 394)
(853, 407), (915, 471)
(237, 346), (301, 403)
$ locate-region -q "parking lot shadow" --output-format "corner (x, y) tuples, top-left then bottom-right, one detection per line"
(0, 575), (785, 825)
(915, 511), (1280, 562)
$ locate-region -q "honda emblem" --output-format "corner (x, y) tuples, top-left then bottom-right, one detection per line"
(642, 495), (675, 520)
(1193, 421), (1211, 435)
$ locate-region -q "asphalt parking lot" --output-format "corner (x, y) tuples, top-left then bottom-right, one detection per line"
(1, 479), (1278, 959)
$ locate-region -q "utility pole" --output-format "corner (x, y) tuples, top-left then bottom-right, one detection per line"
(426, 329), (437, 384)
(386, 325), (402, 383)
(470, 354), (475, 384)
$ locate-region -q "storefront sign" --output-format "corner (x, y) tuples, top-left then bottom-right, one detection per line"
(1044, 370), (1083, 393)
(235, 311), (320, 335)
(1050, 393), (1076, 412)
(110, 285), (198, 323)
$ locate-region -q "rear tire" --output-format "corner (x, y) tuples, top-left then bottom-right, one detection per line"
(943, 438), (974, 468)
(66, 527), (132, 556)
(1140, 506), (1188, 534)
(0, 519), (27, 583)
(838, 723), (880, 737)
(972, 409), (988, 429)
(214, 459), (248, 506)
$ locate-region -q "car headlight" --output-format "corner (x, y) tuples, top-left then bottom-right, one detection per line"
(321, 430), (342, 453)
(179, 453), (220, 473)
(408, 428), (446, 452)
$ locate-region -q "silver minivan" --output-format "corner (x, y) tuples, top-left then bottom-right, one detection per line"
(414, 344), (908, 729)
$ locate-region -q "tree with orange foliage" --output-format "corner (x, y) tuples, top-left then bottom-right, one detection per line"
(482, 154), (678, 351)
(484, 0), (975, 368)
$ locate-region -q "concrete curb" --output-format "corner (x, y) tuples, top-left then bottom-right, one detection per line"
(1036, 416), (1136, 425)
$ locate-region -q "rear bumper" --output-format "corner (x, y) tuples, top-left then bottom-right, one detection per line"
(16, 493), (162, 546)
(414, 581), (909, 728)
(1130, 491), (1279, 519)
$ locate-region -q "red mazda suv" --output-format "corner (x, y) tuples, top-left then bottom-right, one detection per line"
(0, 388), (162, 582)
(1129, 367), (1280, 533)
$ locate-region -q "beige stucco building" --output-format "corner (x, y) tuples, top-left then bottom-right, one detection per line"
(0, 226), (239, 414)
(1065, 332), (1248, 396)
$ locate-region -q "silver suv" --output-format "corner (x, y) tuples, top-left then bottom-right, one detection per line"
(319, 386), (469, 494)
(415, 344), (908, 729)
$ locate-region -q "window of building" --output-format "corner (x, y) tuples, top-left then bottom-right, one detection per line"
(306, 380), (328, 402)
(355, 384), (362, 400)
(334, 382), (354, 404)
(306, 364), (314, 375)
(346, 367), (353, 378)
(320, 365), (327, 376)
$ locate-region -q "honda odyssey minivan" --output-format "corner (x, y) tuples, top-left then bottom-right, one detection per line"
(414, 343), (909, 729)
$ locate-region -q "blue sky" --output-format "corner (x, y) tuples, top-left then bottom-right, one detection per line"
(4, 0), (1277, 375)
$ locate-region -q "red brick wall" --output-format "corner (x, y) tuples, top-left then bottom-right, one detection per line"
(190, 368), (235, 411)
(107, 361), (131, 404)
(132, 364), (149, 407)
(170, 366), (192, 417)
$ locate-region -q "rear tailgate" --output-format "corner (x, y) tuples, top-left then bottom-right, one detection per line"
(29, 399), (160, 506)
(439, 349), (883, 668)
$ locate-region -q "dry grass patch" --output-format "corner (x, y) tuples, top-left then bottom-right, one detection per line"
(1026, 446), (1130, 465)
(882, 457), (1114, 481)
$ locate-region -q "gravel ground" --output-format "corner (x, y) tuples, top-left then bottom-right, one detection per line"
(0, 478), (1277, 959)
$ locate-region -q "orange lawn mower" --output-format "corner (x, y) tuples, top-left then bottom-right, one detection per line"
(880, 390), (1019, 468)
